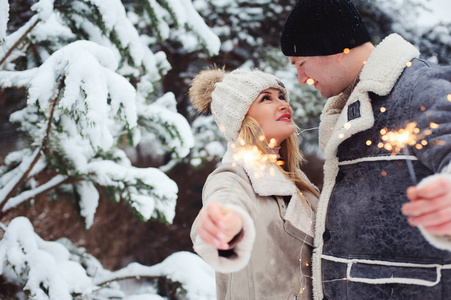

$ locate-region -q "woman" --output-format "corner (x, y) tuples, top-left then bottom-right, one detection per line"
(189, 68), (319, 300)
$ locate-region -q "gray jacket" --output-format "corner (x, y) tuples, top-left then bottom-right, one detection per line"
(314, 34), (451, 300)
(191, 146), (319, 300)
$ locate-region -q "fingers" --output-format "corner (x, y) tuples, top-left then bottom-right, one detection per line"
(403, 178), (451, 216)
(402, 193), (451, 217)
(403, 177), (451, 236)
(197, 204), (229, 250)
(420, 221), (451, 236)
(407, 177), (451, 201)
(406, 205), (451, 228)
(206, 202), (227, 230)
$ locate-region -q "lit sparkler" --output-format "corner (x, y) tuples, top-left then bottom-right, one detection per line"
(378, 122), (428, 185)
(230, 137), (283, 178)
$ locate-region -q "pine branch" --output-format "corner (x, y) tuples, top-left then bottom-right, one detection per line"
(0, 148), (42, 210)
(2, 175), (70, 213)
(0, 15), (40, 67)
(94, 274), (162, 287)
(0, 84), (63, 217)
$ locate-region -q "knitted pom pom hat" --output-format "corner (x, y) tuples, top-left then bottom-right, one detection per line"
(280, 0), (371, 56)
(189, 68), (288, 142)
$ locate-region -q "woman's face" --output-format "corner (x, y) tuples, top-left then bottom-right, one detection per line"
(247, 88), (295, 145)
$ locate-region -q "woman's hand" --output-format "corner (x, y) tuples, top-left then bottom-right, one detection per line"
(197, 202), (243, 250)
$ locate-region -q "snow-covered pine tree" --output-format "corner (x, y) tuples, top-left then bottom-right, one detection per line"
(0, 0), (219, 298)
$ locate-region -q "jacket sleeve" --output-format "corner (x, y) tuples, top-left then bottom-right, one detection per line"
(190, 164), (257, 273)
(409, 63), (451, 250)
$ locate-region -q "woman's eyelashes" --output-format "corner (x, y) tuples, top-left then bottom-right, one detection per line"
(260, 95), (271, 102)
(260, 94), (286, 103)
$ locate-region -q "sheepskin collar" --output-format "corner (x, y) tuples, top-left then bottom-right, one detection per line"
(222, 144), (297, 197)
(319, 33), (420, 159)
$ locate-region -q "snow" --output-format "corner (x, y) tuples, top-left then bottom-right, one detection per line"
(176, 0), (221, 56)
(30, 0), (54, 22)
(95, 251), (216, 300)
(0, 0), (9, 42)
(76, 181), (100, 229)
(0, 15), (40, 69)
(0, 148), (41, 205)
(0, 217), (93, 299)
(84, 160), (178, 222)
(31, 14), (76, 43)
(1, 218), (216, 299)
(3, 175), (68, 212)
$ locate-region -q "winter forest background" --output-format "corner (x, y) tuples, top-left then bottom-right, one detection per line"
(0, 0), (449, 299)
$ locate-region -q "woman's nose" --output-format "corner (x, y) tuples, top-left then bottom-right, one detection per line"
(279, 100), (289, 110)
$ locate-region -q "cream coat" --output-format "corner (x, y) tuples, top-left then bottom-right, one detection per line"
(191, 146), (319, 300)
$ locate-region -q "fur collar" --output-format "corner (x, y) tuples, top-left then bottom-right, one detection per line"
(319, 33), (420, 159)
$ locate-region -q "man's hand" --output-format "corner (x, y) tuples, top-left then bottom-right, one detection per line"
(196, 202), (243, 250)
(402, 176), (451, 236)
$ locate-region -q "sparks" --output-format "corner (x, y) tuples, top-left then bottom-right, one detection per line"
(380, 122), (420, 155)
(231, 144), (278, 177)
(379, 122), (435, 185)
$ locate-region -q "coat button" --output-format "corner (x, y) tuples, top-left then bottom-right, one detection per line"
(323, 229), (331, 243)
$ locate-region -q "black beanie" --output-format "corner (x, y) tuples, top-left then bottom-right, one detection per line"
(280, 0), (371, 56)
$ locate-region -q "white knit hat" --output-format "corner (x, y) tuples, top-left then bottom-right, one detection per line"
(189, 68), (288, 142)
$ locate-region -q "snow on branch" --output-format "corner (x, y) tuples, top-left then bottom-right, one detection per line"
(0, 148), (42, 207)
(84, 160), (178, 223)
(0, 218), (216, 299)
(138, 92), (194, 159)
(0, 217), (92, 299)
(93, 251), (216, 299)
(26, 40), (137, 150)
(176, 0), (221, 56)
(138, 0), (220, 56)
(2, 175), (69, 212)
(0, 0), (8, 42)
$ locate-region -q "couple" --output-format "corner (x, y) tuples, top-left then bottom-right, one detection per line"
(190, 0), (451, 299)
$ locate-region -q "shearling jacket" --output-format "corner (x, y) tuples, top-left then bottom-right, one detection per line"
(191, 146), (319, 300)
(313, 33), (451, 300)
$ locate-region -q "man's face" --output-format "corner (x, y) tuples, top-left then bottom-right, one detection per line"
(289, 54), (348, 98)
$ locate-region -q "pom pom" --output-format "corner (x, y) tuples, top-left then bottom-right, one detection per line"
(189, 68), (227, 115)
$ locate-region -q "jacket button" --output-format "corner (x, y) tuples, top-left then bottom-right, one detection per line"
(323, 229), (331, 243)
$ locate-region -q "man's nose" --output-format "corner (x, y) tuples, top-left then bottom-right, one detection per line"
(297, 70), (309, 84)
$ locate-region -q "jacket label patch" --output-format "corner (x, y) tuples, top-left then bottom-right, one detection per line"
(348, 100), (361, 121)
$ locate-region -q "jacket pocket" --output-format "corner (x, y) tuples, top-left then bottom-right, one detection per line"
(322, 254), (451, 287)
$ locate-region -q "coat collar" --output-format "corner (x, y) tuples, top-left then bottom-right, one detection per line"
(319, 33), (420, 159)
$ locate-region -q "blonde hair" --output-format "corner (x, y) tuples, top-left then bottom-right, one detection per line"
(238, 116), (319, 198)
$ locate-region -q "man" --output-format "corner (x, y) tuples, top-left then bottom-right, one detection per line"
(280, 0), (451, 299)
